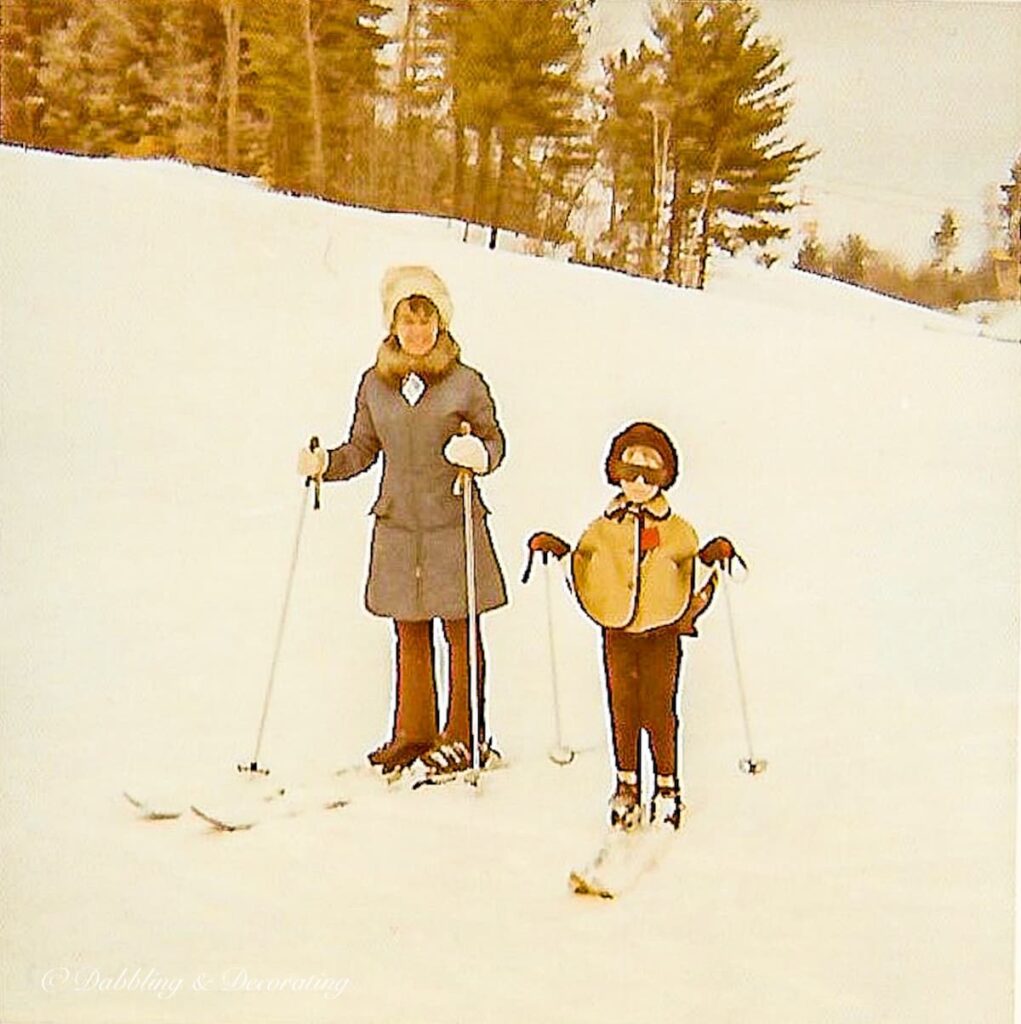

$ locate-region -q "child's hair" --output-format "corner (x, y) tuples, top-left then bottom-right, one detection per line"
(605, 422), (679, 490)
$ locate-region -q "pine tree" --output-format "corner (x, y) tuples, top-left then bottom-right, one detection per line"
(33, 11), (97, 151)
(243, 1), (314, 185)
(831, 232), (871, 285)
(795, 233), (828, 275)
(446, 0), (592, 247)
(30, 1), (223, 161)
(242, 0), (388, 197)
(644, 0), (814, 287)
(0, 0), (78, 145)
(387, 0), (457, 211)
(595, 45), (664, 273)
(316, 0), (389, 203)
(930, 208), (959, 272)
(1001, 152), (1021, 262)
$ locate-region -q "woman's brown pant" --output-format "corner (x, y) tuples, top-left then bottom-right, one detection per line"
(602, 625), (682, 777)
(393, 618), (486, 746)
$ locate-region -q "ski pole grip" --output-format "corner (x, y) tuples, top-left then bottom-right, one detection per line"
(452, 422), (474, 497)
(306, 435), (321, 509)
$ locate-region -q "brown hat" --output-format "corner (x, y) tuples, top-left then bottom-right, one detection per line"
(381, 265), (453, 329)
(605, 421), (680, 490)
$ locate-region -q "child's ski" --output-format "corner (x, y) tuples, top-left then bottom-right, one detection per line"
(569, 814), (683, 899)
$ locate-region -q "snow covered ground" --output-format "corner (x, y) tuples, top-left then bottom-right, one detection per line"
(956, 300), (1021, 345)
(1, 145), (1018, 1024)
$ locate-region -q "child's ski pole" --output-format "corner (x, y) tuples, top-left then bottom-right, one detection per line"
(718, 563), (767, 776)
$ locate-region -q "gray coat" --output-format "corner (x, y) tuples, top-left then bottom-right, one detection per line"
(323, 360), (508, 621)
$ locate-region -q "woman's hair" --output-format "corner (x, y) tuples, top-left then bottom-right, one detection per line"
(392, 294), (439, 325)
(385, 294), (457, 349)
(605, 421), (680, 490)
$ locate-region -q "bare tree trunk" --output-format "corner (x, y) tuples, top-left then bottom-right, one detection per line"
(644, 112), (670, 281)
(300, 0), (325, 193)
(452, 116), (465, 219)
(0, 0), (30, 142)
(391, 0), (419, 206)
(694, 150), (723, 289)
(472, 123), (494, 229)
(665, 156), (689, 285)
(696, 203), (713, 289)
(489, 132), (515, 250)
(219, 0), (242, 171)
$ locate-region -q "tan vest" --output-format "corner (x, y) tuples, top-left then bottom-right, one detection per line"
(571, 494), (699, 633)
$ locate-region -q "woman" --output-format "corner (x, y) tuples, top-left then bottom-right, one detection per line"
(298, 266), (507, 776)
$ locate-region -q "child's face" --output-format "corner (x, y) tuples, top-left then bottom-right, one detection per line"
(618, 445), (663, 504)
(394, 300), (439, 356)
(621, 475), (660, 504)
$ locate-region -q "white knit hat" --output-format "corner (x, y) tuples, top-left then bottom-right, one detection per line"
(380, 265), (454, 329)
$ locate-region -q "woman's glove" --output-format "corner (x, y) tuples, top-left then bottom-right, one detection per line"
(443, 432), (489, 474)
(698, 536), (745, 573)
(297, 444), (327, 478)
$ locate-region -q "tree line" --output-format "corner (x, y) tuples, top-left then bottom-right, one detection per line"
(796, 155), (1021, 309)
(1, 0), (818, 288)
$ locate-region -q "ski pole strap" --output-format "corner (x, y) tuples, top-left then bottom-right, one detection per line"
(521, 547), (550, 584)
(305, 435), (321, 510)
(522, 548), (535, 585)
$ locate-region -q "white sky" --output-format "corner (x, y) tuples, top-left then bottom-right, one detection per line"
(589, 0), (1021, 266)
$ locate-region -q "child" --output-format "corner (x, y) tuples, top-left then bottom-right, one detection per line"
(528, 421), (738, 830)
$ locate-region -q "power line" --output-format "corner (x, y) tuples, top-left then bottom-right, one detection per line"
(796, 180), (998, 230)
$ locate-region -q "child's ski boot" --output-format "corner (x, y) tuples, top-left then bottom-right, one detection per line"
(608, 770), (642, 831)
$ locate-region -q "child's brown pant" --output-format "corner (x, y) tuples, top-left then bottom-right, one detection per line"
(393, 619), (486, 745)
(602, 624), (682, 777)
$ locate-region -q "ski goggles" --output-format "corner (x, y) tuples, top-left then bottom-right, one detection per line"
(610, 460), (669, 486)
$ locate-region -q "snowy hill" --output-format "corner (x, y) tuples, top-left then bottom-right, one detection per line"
(1, 145), (1018, 1024)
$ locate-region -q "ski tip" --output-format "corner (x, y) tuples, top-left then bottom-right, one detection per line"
(411, 769), (481, 791)
(123, 791), (183, 821)
(190, 805), (255, 832)
(568, 871), (615, 900)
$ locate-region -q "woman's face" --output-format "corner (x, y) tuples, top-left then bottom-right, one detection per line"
(394, 300), (439, 356)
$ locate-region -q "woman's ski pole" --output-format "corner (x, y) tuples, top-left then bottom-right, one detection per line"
(455, 424), (483, 785)
(239, 436), (321, 776)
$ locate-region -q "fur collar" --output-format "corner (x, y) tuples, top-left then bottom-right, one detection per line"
(605, 492), (671, 521)
(374, 332), (461, 388)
